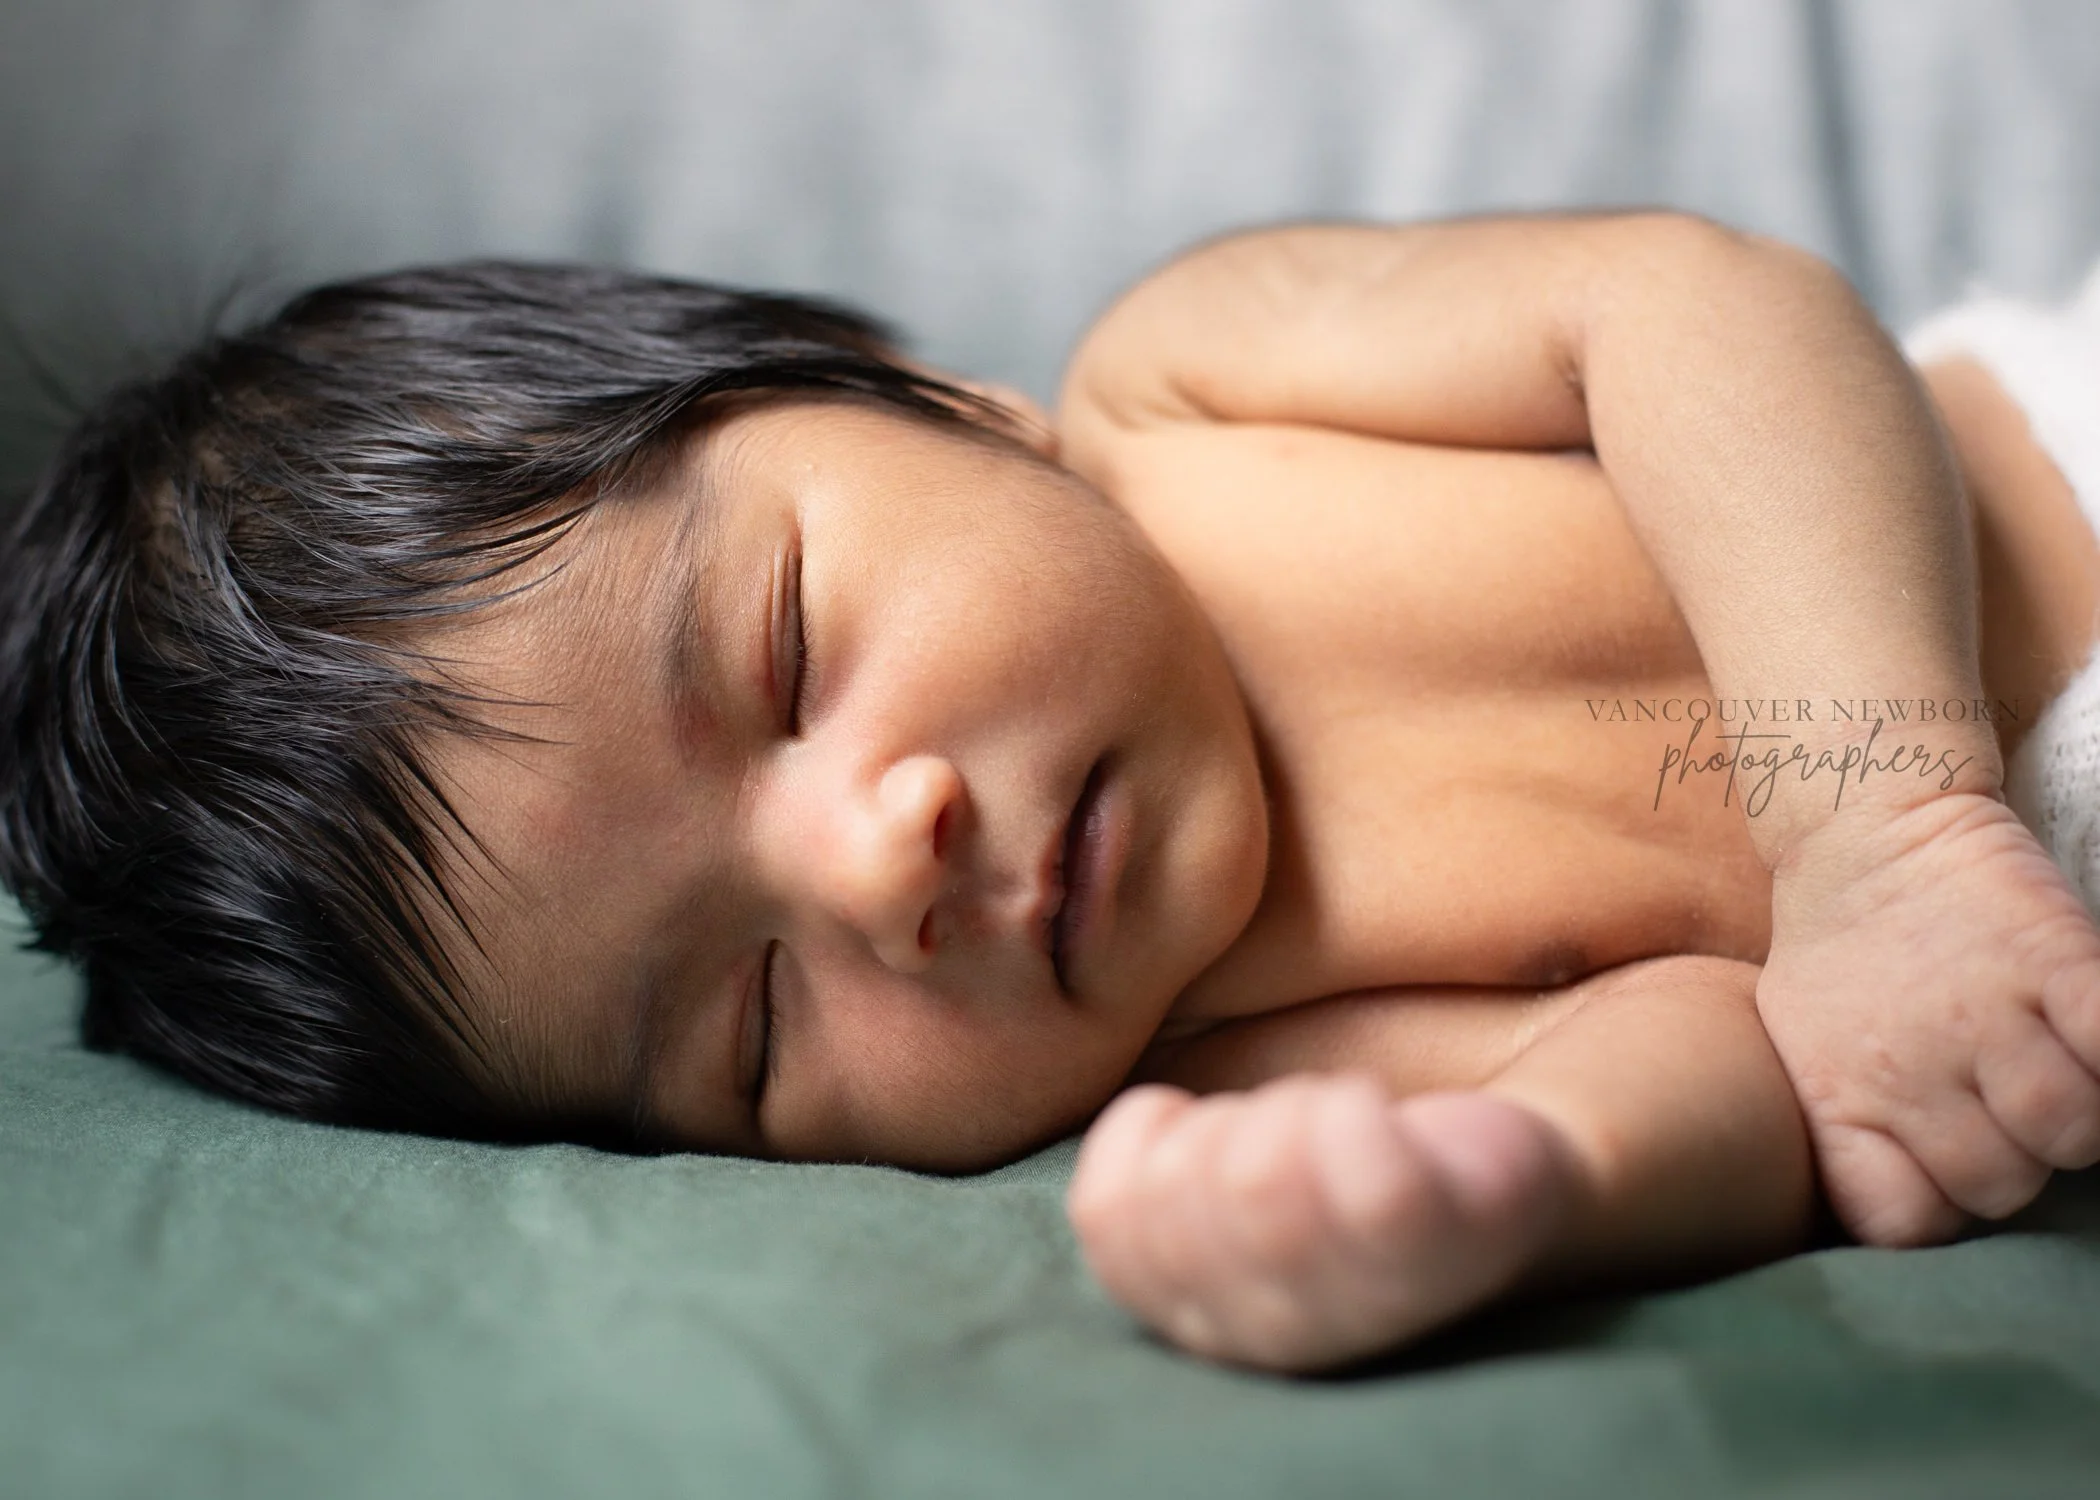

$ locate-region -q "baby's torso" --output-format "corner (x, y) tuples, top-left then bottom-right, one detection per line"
(1069, 390), (2087, 1089)
(1093, 422), (1777, 1029)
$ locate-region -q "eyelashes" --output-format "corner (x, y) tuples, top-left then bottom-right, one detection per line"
(785, 546), (810, 734)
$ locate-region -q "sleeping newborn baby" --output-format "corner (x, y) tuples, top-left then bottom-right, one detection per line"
(6, 213), (2100, 1373)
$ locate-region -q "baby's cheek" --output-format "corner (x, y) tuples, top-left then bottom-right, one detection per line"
(787, 1006), (1034, 1169)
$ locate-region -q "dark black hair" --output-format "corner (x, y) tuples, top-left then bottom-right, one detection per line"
(0, 261), (1004, 1144)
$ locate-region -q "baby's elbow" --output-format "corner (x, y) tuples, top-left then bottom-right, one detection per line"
(1631, 210), (1853, 297)
(1589, 211), (1864, 337)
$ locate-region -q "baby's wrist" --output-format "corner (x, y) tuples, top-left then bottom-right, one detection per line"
(1731, 716), (2006, 879)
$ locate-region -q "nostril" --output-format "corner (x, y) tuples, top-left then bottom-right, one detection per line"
(917, 909), (936, 954)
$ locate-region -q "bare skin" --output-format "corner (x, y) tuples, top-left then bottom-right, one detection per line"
(426, 213), (2100, 1375)
(1056, 217), (2100, 1369)
(1053, 350), (2100, 1367)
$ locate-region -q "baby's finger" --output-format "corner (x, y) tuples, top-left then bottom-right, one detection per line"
(1814, 1120), (1966, 1247)
(1976, 1013), (2100, 1171)
(1128, 1094), (1262, 1354)
(1067, 1084), (1195, 1279)
(1900, 1098), (2051, 1222)
(1210, 1076), (1338, 1271)
(1307, 1073), (1436, 1251)
(1163, 1079), (1337, 1364)
(1070, 1091), (1222, 1341)
(2042, 948), (2100, 1079)
(1204, 1074), (1416, 1365)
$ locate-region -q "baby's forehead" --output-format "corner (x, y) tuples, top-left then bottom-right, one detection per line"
(696, 392), (1059, 494)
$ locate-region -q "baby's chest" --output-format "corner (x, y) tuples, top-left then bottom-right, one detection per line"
(1097, 421), (1776, 1018)
(1101, 420), (1697, 691)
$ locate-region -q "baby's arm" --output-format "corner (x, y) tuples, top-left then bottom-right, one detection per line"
(1060, 213), (2100, 1244)
(1068, 956), (1810, 1372)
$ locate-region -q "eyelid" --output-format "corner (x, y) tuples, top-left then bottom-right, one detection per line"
(771, 542), (810, 734)
(785, 544), (809, 734)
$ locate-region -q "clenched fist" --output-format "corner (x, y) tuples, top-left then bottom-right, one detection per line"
(1759, 791), (2100, 1246)
(1065, 1072), (1580, 1373)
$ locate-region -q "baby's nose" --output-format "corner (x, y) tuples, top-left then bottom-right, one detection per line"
(817, 755), (961, 973)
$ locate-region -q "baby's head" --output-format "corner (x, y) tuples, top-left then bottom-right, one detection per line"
(0, 264), (1269, 1169)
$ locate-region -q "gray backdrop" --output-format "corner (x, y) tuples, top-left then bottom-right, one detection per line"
(5, 0), (2100, 516)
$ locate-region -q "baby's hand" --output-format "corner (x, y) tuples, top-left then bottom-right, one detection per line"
(1759, 791), (2100, 1245)
(1064, 1073), (1574, 1372)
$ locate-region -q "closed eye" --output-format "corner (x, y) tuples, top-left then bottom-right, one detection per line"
(779, 544), (810, 734)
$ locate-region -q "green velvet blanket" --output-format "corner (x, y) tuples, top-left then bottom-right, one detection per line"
(3, 901), (2096, 1498)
